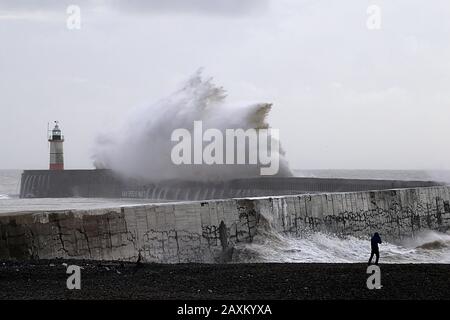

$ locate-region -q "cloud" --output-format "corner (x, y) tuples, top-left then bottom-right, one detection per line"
(0, 0), (268, 16)
(0, 0), (90, 20)
(0, 0), (80, 12)
(111, 0), (268, 15)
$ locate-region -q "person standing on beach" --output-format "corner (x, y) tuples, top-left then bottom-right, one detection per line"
(368, 232), (382, 265)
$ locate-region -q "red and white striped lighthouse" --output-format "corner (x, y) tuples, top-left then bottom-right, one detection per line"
(48, 121), (64, 170)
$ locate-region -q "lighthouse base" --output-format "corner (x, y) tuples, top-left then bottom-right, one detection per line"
(49, 163), (64, 170)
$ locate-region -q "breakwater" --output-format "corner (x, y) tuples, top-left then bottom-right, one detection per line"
(20, 169), (440, 200)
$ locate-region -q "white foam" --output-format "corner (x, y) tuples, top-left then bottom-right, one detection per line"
(92, 70), (292, 181)
(233, 230), (450, 264)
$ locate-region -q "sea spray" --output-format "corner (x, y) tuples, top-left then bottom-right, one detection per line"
(92, 70), (292, 181)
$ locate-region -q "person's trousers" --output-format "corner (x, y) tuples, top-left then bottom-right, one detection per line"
(368, 249), (379, 265)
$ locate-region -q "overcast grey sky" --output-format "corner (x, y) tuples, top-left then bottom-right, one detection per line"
(1, 0), (449, 170)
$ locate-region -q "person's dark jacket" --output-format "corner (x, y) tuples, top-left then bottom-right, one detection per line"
(371, 233), (382, 251)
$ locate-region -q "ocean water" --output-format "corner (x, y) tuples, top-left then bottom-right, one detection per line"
(1, 169), (449, 263)
(0, 169), (21, 199)
(293, 169), (450, 182)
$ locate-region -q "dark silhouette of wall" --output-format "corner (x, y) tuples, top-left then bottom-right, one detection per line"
(20, 169), (442, 200)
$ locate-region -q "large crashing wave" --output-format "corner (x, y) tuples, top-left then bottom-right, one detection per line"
(232, 229), (450, 263)
(92, 70), (292, 181)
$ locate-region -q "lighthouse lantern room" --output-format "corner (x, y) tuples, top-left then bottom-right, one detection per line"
(48, 121), (64, 170)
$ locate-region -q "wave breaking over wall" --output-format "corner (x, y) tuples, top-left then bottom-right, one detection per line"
(92, 70), (292, 181)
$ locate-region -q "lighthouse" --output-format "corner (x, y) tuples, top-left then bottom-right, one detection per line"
(48, 121), (64, 170)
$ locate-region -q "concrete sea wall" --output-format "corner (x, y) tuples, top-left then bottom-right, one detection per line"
(1, 186), (450, 263)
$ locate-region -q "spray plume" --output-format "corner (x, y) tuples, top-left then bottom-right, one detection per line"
(92, 70), (292, 181)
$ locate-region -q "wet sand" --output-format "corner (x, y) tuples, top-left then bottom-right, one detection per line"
(0, 260), (449, 300)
